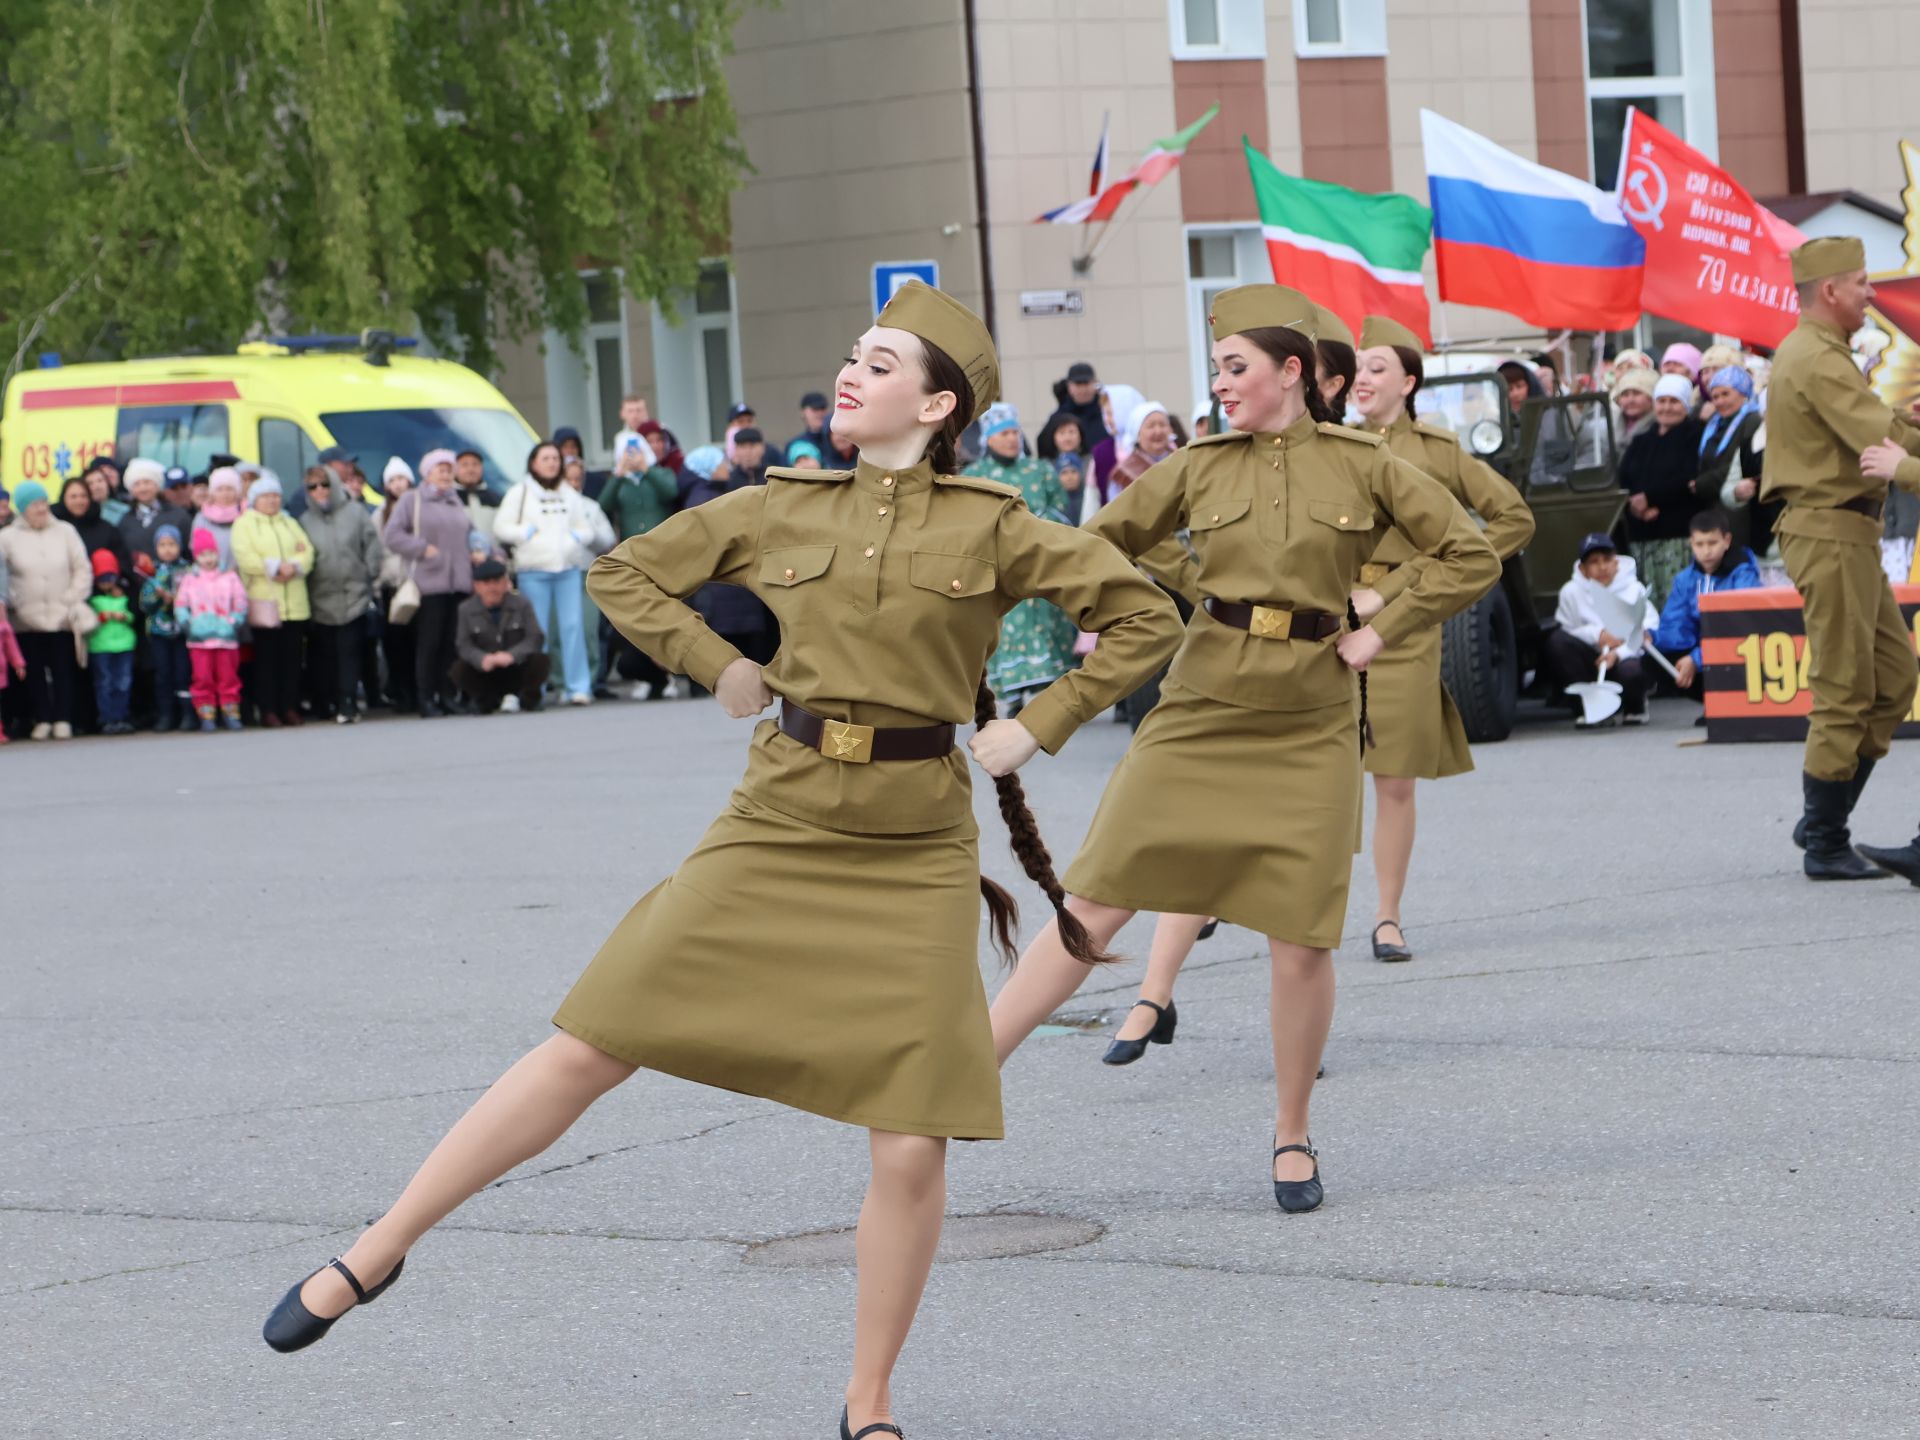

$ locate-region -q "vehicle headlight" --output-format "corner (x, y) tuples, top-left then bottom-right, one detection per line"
(1470, 420), (1503, 455)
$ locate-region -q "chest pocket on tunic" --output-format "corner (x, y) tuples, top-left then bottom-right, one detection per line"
(1187, 498), (1251, 534)
(1305, 499), (1374, 534)
(760, 544), (836, 588)
(909, 549), (997, 599)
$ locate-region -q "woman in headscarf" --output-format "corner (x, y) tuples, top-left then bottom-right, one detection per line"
(1619, 373), (1707, 605)
(1691, 363), (1775, 557)
(963, 403), (1080, 714)
(1087, 382), (1145, 501)
(1609, 366), (1659, 449)
(1106, 399), (1178, 499)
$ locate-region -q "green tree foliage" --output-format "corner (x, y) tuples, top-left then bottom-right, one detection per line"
(0, 0), (749, 377)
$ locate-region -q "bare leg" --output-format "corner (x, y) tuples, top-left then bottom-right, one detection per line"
(843, 1130), (948, 1431)
(1372, 775), (1417, 946)
(1113, 912), (1211, 1041)
(300, 1032), (636, 1317)
(989, 897), (1135, 1064)
(1269, 940), (1334, 1182)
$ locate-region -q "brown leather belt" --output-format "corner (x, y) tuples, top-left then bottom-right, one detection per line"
(1204, 598), (1344, 641)
(1836, 495), (1885, 520)
(778, 701), (955, 764)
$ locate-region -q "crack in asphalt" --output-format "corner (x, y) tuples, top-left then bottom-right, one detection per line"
(481, 1111), (778, 1190)
(1036, 1249), (1920, 1324)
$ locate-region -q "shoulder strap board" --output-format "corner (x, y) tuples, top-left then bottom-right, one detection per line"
(765, 466), (853, 483)
(1411, 420), (1461, 445)
(1317, 421), (1384, 445)
(935, 472), (1023, 501)
(1187, 429), (1253, 447)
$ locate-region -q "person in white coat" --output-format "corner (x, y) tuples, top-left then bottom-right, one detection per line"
(1546, 532), (1660, 725)
(492, 440), (610, 704)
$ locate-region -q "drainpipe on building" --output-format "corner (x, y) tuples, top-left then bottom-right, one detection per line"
(962, 0), (997, 339)
(1779, 0), (1807, 195)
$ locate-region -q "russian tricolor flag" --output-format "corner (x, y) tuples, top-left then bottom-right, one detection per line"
(1421, 109), (1645, 330)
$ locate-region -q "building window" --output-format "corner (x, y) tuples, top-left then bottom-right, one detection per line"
(1585, 0), (1717, 184)
(542, 270), (631, 467)
(649, 259), (743, 449)
(1291, 0), (1386, 58)
(1169, 0), (1266, 61)
(1184, 225), (1268, 419)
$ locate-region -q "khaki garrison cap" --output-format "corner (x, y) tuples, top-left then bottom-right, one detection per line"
(1209, 284), (1317, 343)
(1360, 315), (1424, 352)
(1790, 236), (1866, 286)
(1313, 306), (1355, 349)
(876, 280), (1000, 411)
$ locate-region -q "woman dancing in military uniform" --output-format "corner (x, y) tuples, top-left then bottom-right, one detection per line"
(990, 284), (1497, 1212)
(259, 283), (1181, 1440)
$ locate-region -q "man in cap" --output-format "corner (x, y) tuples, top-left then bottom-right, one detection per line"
(1762, 235), (1920, 881)
(789, 392), (830, 457)
(317, 445), (359, 500)
(449, 559), (549, 714)
(1050, 361), (1110, 450)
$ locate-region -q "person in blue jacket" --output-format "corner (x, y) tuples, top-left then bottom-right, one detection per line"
(1652, 506), (1763, 695)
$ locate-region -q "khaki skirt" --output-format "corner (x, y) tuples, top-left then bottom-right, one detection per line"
(1063, 679), (1364, 949)
(1362, 623), (1473, 781)
(553, 789), (1004, 1140)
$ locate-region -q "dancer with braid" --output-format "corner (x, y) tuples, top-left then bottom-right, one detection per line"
(260, 282), (1181, 1439)
(991, 284), (1498, 1212)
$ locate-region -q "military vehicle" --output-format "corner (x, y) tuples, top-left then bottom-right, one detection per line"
(1412, 359), (1627, 742)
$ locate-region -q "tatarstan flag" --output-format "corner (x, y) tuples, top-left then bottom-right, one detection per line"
(1244, 136), (1434, 345)
(1036, 105), (1219, 224)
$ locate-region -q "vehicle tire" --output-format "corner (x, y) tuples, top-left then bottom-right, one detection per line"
(1441, 586), (1518, 743)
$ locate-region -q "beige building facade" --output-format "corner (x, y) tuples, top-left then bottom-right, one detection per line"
(498, 0), (1920, 460)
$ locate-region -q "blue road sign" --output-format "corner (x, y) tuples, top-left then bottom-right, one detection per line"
(872, 261), (939, 316)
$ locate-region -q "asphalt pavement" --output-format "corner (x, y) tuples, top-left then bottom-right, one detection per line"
(4, 692), (1917, 1438)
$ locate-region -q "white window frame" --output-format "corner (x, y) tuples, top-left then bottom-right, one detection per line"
(1291, 0), (1387, 59)
(648, 259), (744, 450)
(541, 269), (631, 468)
(1169, 0), (1266, 62)
(1183, 224), (1269, 420)
(1583, 0), (1718, 182)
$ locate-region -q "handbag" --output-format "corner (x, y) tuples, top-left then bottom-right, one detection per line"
(388, 488), (425, 624)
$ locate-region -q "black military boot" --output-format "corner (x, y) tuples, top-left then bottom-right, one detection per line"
(1794, 758), (1875, 850)
(1801, 772), (1888, 880)
(1857, 825), (1920, 886)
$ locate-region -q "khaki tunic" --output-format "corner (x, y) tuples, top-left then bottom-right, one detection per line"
(1064, 415), (1500, 946)
(1362, 414), (1534, 779)
(555, 458), (1182, 1137)
(1760, 317), (1920, 779)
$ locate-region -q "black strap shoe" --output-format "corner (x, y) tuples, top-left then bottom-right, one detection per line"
(1272, 1140), (1324, 1213)
(1101, 998), (1177, 1066)
(262, 1254), (406, 1353)
(1801, 772), (1889, 880)
(1371, 921), (1413, 962)
(841, 1405), (905, 1438)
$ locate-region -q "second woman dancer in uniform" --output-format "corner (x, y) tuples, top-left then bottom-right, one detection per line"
(990, 284), (1498, 1211)
(257, 282), (1182, 1440)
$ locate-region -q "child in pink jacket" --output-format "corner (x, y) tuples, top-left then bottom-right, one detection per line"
(174, 529), (250, 731)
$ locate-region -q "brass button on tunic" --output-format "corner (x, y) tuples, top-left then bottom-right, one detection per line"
(1362, 413), (1534, 780)
(1063, 416), (1499, 947)
(553, 459), (1182, 1138)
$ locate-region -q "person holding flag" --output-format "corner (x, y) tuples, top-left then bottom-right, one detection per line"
(1763, 238), (1920, 883)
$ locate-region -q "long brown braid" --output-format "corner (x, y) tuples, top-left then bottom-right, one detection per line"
(973, 674), (1118, 967)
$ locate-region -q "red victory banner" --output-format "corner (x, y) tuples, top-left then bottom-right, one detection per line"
(1616, 108), (1806, 347)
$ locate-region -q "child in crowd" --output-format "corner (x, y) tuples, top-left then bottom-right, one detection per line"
(1546, 533), (1658, 727)
(0, 598), (25, 744)
(1652, 508), (1762, 698)
(87, 552), (139, 734)
(139, 524), (195, 731)
(175, 529), (250, 731)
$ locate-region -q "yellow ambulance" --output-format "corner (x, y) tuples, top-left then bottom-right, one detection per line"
(2, 333), (539, 504)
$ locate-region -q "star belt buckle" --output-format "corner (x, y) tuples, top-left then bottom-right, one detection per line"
(1248, 605), (1293, 640)
(822, 719), (875, 763)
